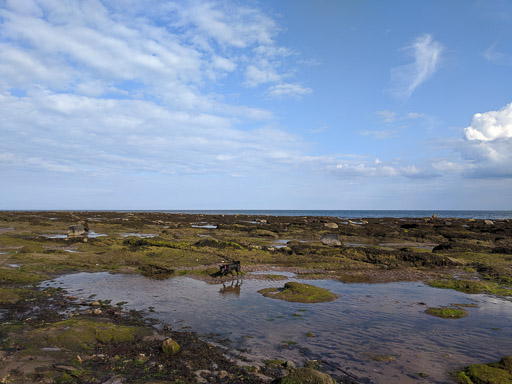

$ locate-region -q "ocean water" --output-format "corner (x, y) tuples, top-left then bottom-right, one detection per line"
(154, 210), (512, 220)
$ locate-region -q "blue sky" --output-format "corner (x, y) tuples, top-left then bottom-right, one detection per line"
(1, 0), (512, 210)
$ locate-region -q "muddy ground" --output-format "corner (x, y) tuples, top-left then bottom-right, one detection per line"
(1, 211), (511, 383)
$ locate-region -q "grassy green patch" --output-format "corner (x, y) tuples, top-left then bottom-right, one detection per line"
(258, 282), (338, 303)
(428, 278), (512, 296)
(263, 274), (288, 281)
(0, 288), (46, 304)
(0, 268), (48, 285)
(456, 356), (512, 384)
(22, 317), (146, 352)
(263, 359), (285, 367)
(425, 307), (468, 319)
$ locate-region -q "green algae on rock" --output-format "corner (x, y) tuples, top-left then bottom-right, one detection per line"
(161, 337), (181, 355)
(456, 356), (512, 384)
(429, 278), (512, 296)
(277, 367), (336, 384)
(258, 282), (338, 303)
(26, 317), (145, 351)
(425, 307), (468, 319)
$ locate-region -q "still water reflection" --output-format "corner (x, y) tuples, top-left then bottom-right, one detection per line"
(41, 273), (512, 384)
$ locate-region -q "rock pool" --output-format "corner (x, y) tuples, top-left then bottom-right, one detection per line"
(41, 273), (512, 383)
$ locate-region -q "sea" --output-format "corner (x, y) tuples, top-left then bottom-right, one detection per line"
(144, 210), (512, 220)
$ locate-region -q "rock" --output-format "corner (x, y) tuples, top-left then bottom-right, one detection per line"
(218, 370), (229, 379)
(91, 301), (101, 306)
(324, 222), (338, 229)
(432, 214), (438, 219)
(54, 364), (80, 373)
(162, 338), (180, 355)
(93, 309), (102, 315)
(432, 243), (453, 253)
(283, 360), (296, 369)
(277, 368), (336, 384)
(143, 331), (168, 342)
(320, 234), (342, 247)
(250, 229), (279, 239)
(101, 376), (125, 384)
(68, 221), (89, 237)
(485, 219), (494, 225)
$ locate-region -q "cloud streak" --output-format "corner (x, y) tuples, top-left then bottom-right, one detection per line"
(390, 34), (443, 100)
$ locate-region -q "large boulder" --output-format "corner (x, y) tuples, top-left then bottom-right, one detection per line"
(67, 221), (89, 237)
(277, 368), (336, 384)
(320, 234), (342, 247)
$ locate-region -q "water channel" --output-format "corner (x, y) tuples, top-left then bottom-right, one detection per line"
(41, 272), (512, 383)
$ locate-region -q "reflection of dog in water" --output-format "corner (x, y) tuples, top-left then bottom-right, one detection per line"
(219, 280), (242, 296)
(219, 260), (241, 277)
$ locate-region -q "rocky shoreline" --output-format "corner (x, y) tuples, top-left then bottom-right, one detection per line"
(1, 211), (512, 383)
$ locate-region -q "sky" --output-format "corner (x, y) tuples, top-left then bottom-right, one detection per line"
(1, 0), (512, 210)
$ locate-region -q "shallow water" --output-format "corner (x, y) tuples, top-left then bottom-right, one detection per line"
(119, 233), (158, 238)
(41, 273), (512, 384)
(43, 230), (107, 239)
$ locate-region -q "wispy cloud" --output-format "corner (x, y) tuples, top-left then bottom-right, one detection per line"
(360, 129), (399, 139)
(266, 83), (312, 100)
(376, 110), (396, 123)
(482, 41), (512, 65)
(389, 34), (443, 100)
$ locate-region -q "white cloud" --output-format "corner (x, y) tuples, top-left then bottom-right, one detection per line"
(434, 102), (512, 179)
(464, 102), (512, 141)
(175, 1), (278, 48)
(266, 83), (312, 99)
(432, 160), (472, 174)
(0, 89), (301, 177)
(245, 63), (282, 87)
(376, 110), (396, 123)
(406, 112), (427, 119)
(0, 0), (317, 182)
(360, 129), (398, 139)
(326, 159), (433, 179)
(390, 34), (443, 100)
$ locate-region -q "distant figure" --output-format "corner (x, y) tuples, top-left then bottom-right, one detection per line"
(219, 260), (241, 277)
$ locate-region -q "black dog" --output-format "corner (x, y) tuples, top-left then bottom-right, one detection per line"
(219, 260), (241, 277)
